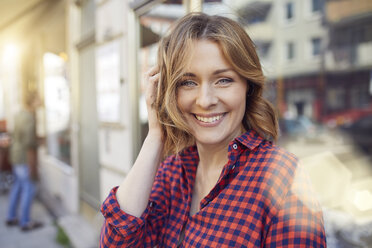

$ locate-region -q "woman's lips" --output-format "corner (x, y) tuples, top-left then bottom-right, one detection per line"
(193, 113), (226, 126)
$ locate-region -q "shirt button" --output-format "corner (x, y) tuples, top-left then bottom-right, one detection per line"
(149, 201), (154, 208)
(231, 165), (236, 170)
(232, 144), (238, 149)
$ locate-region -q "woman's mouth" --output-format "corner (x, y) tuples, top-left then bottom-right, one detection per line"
(194, 113), (225, 124)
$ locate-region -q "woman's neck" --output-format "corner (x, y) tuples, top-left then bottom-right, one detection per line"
(196, 141), (229, 171)
(195, 127), (245, 170)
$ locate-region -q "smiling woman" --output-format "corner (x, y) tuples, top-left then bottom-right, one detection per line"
(100, 12), (327, 248)
(176, 40), (247, 149)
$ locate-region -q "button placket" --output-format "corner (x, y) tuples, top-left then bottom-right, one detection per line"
(229, 143), (238, 173)
(149, 201), (155, 212)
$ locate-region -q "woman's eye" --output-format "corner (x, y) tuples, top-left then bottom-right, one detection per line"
(179, 80), (197, 87)
(217, 78), (233, 85)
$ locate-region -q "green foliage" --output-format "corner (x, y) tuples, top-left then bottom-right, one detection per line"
(55, 223), (71, 248)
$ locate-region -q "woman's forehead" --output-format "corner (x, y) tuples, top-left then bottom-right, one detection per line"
(181, 41), (245, 79)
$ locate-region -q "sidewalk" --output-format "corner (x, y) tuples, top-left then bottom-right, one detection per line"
(0, 191), (64, 248)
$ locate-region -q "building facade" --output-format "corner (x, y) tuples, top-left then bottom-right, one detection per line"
(237, 0), (372, 125)
(235, 0), (327, 121)
(324, 0), (372, 125)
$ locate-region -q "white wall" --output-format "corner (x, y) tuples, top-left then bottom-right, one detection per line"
(272, 0), (327, 78)
(39, 147), (79, 213)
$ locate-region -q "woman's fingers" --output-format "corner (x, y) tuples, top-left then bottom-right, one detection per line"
(144, 66), (160, 107)
(146, 65), (159, 78)
(143, 66), (163, 136)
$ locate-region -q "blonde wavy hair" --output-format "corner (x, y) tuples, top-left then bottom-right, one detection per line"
(154, 12), (278, 156)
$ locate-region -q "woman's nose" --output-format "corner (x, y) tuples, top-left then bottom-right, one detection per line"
(195, 84), (218, 109)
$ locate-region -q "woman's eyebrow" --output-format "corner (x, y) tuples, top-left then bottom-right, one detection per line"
(182, 72), (196, 78)
(182, 69), (233, 77)
(213, 68), (233, 75)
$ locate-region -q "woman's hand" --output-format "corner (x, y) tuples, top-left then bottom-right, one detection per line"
(144, 66), (162, 139)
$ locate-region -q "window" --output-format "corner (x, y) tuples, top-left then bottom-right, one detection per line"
(81, 0), (95, 38)
(351, 86), (370, 108)
(287, 42), (295, 61)
(311, 38), (321, 56)
(43, 53), (71, 165)
(249, 15), (266, 24)
(311, 0), (322, 13)
(257, 42), (271, 59)
(326, 87), (346, 111)
(285, 2), (294, 21)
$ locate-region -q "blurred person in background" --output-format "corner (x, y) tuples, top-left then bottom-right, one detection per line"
(0, 120), (12, 194)
(5, 92), (43, 231)
(100, 13), (326, 247)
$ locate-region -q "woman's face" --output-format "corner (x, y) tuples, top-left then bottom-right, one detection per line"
(177, 40), (247, 147)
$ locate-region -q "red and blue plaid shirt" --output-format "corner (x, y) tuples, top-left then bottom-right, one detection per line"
(100, 130), (326, 247)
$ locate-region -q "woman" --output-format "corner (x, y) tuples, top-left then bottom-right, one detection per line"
(100, 13), (326, 247)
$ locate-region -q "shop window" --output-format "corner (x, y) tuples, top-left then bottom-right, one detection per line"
(351, 86), (370, 108)
(43, 53), (71, 165)
(326, 87), (346, 111)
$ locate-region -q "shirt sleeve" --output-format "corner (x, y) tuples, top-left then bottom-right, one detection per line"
(264, 164), (327, 247)
(100, 160), (170, 248)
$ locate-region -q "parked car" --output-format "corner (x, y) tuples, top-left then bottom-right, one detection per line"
(340, 114), (372, 155)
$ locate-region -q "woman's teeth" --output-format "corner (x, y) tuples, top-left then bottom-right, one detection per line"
(195, 114), (223, 123)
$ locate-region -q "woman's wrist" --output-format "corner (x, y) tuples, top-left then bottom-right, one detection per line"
(146, 130), (164, 146)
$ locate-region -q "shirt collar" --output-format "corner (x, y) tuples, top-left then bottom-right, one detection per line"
(233, 129), (265, 150)
(179, 129), (265, 159)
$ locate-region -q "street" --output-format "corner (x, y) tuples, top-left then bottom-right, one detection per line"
(0, 191), (64, 248)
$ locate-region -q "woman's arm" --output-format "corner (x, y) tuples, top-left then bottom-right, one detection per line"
(116, 134), (163, 217)
(100, 158), (170, 247)
(116, 66), (163, 218)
